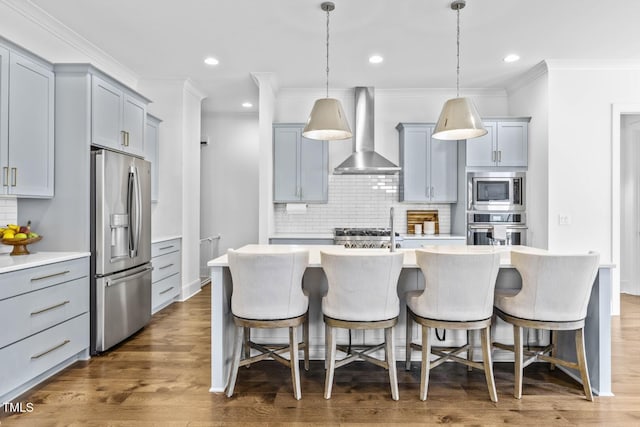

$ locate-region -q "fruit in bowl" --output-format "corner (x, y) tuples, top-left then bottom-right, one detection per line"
(1, 221), (42, 255)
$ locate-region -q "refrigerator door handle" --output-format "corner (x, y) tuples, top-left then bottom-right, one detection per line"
(105, 265), (153, 287)
(127, 165), (142, 258)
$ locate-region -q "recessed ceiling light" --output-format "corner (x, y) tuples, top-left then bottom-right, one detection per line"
(369, 55), (384, 64)
(503, 54), (520, 63)
(204, 57), (219, 66)
(242, 102), (253, 108)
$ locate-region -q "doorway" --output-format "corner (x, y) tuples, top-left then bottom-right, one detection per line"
(620, 114), (640, 295)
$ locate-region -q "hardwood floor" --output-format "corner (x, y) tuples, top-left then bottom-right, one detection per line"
(2, 286), (639, 426)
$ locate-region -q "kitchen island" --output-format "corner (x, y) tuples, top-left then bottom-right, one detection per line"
(208, 245), (613, 396)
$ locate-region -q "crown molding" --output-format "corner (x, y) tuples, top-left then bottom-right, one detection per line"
(506, 61), (549, 93)
(546, 58), (640, 71)
(184, 78), (207, 101)
(1, 0), (139, 86)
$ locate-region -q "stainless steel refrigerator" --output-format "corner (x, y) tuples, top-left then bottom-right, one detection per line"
(90, 149), (152, 354)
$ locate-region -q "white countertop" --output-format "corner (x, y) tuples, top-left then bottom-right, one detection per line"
(269, 233), (334, 239)
(152, 235), (182, 244)
(0, 251), (90, 274)
(207, 244), (557, 269)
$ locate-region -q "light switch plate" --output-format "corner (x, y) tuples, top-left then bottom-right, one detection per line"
(558, 214), (571, 225)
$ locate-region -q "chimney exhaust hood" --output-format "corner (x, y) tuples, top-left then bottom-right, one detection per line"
(333, 87), (401, 175)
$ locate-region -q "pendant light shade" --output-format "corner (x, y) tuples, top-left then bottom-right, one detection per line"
(432, 0), (487, 141)
(432, 97), (487, 140)
(303, 98), (352, 140)
(302, 2), (352, 141)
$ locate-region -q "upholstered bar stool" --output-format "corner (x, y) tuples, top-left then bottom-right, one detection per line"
(225, 248), (310, 400)
(405, 247), (501, 402)
(493, 250), (600, 400)
(320, 250), (404, 400)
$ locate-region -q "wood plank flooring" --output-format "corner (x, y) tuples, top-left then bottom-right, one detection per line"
(1, 285), (639, 426)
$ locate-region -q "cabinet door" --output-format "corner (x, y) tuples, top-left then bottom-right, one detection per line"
(273, 126), (300, 202)
(0, 46), (8, 193)
(145, 118), (160, 202)
(466, 122), (496, 167)
(496, 121), (527, 167)
(123, 94), (146, 157)
(430, 137), (457, 202)
(299, 136), (328, 202)
(7, 52), (54, 197)
(400, 127), (429, 201)
(91, 75), (123, 150)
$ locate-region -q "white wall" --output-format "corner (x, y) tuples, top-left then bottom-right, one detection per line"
(200, 113), (259, 254)
(546, 64), (640, 261)
(620, 114), (640, 295)
(138, 79), (205, 300)
(507, 63), (549, 249)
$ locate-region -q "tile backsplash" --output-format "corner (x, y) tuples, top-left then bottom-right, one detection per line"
(274, 175), (451, 234)
(0, 196), (18, 254)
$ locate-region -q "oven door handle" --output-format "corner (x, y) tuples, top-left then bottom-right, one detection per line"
(505, 225), (528, 230)
(468, 225), (492, 230)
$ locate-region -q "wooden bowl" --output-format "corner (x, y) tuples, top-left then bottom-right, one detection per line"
(2, 235), (43, 256)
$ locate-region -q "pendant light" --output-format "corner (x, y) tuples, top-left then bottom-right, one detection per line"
(302, 2), (352, 141)
(432, 0), (487, 141)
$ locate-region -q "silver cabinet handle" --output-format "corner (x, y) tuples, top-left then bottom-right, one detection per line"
(126, 131), (130, 146)
(158, 245), (174, 251)
(11, 167), (16, 187)
(159, 263), (174, 270)
(31, 339), (70, 359)
(431, 187), (434, 198)
(492, 151), (496, 162)
(30, 300), (70, 316)
(498, 150), (502, 162)
(159, 286), (175, 295)
(106, 266), (153, 287)
(31, 270), (71, 282)
(3, 167), (8, 187)
(121, 130), (127, 146)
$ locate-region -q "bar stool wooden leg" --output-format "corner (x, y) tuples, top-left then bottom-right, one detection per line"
(481, 326), (498, 402)
(550, 330), (558, 371)
(514, 325), (524, 399)
(575, 327), (594, 401)
(226, 325), (244, 397)
(243, 327), (251, 367)
(303, 317), (310, 371)
(405, 308), (412, 371)
(419, 325), (431, 401)
(289, 326), (302, 400)
(385, 326), (399, 401)
(324, 325), (337, 399)
(467, 329), (474, 372)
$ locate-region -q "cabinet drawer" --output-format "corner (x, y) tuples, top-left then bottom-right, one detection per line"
(152, 251), (181, 283)
(0, 258), (89, 300)
(0, 276), (88, 349)
(152, 273), (180, 311)
(0, 313), (89, 398)
(151, 239), (181, 258)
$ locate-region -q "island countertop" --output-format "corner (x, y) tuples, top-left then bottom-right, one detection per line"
(208, 244), (613, 396)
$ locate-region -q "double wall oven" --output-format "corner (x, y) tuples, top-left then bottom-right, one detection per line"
(467, 171), (527, 246)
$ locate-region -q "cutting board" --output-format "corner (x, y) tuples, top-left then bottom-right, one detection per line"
(406, 210), (439, 234)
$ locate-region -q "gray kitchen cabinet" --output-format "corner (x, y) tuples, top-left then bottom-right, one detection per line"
(145, 114), (162, 203)
(466, 118), (530, 168)
(273, 124), (328, 203)
(0, 256), (90, 403)
(0, 42), (54, 198)
(397, 123), (457, 203)
(91, 74), (148, 158)
(151, 238), (181, 313)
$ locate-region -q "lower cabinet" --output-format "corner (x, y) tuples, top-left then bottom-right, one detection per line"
(0, 256), (90, 402)
(151, 238), (182, 314)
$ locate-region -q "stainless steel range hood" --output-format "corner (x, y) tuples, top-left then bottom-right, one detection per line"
(333, 87), (401, 174)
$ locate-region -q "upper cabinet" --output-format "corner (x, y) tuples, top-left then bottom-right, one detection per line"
(0, 42), (54, 198)
(145, 114), (161, 203)
(466, 118), (530, 168)
(273, 124), (328, 203)
(91, 75), (147, 158)
(397, 123), (457, 203)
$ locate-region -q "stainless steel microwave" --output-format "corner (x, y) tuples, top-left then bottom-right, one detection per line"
(467, 171), (525, 211)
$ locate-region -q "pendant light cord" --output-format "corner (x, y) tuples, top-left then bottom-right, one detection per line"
(325, 6), (330, 98)
(456, 6), (460, 98)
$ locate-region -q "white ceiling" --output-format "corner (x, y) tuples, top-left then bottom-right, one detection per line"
(29, 0), (640, 113)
